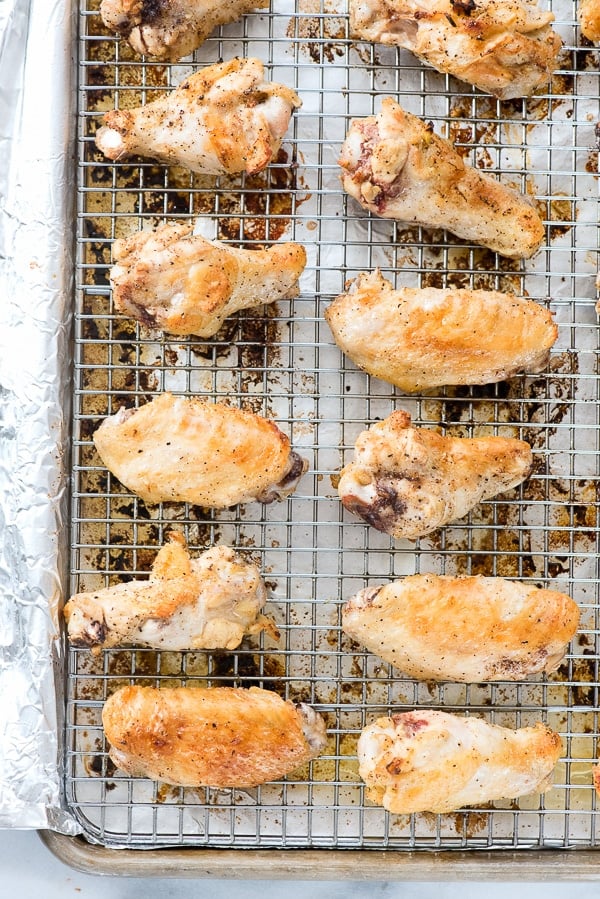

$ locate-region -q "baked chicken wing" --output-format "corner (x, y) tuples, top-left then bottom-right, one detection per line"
(338, 99), (544, 259)
(325, 270), (557, 392)
(95, 58), (301, 176)
(350, 0), (561, 100)
(103, 685), (328, 787)
(337, 410), (533, 539)
(64, 535), (273, 653)
(110, 223), (307, 338)
(93, 393), (307, 508)
(358, 710), (562, 814)
(101, 0), (269, 61)
(579, 0), (600, 41)
(342, 575), (579, 682)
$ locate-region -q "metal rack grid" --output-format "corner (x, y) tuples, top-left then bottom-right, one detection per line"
(66, 0), (600, 850)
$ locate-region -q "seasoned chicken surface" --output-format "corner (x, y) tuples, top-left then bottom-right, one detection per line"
(342, 575), (579, 683)
(338, 99), (544, 259)
(110, 223), (307, 338)
(101, 0), (268, 61)
(350, 0), (561, 100)
(337, 410), (533, 539)
(326, 270), (557, 392)
(93, 393), (307, 508)
(358, 711), (562, 814)
(103, 685), (328, 787)
(579, 0), (600, 41)
(64, 536), (273, 653)
(95, 58), (301, 176)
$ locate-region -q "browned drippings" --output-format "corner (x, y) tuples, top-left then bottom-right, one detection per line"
(288, 0), (347, 64)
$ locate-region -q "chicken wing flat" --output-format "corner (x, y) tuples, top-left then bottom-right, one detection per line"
(101, 0), (269, 61)
(350, 0), (561, 100)
(93, 393), (307, 508)
(342, 575), (579, 683)
(325, 270), (557, 392)
(95, 58), (301, 176)
(103, 685), (328, 787)
(337, 410), (533, 539)
(358, 710), (562, 814)
(338, 99), (544, 259)
(64, 536), (273, 653)
(579, 0), (600, 41)
(110, 223), (307, 338)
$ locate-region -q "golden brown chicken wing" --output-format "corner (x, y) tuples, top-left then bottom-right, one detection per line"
(338, 99), (544, 259)
(342, 575), (579, 682)
(358, 710), (562, 814)
(64, 535), (273, 653)
(100, 0), (269, 61)
(579, 0), (600, 41)
(337, 410), (533, 539)
(110, 223), (306, 338)
(93, 393), (307, 508)
(325, 270), (557, 392)
(350, 0), (561, 99)
(103, 685), (328, 787)
(95, 58), (301, 176)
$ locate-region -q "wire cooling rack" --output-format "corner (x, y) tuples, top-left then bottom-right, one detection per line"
(66, 0), (600, 849)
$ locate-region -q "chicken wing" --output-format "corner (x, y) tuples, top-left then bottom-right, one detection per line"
(342, 575), (579, 682)
(93, 393), (307, 508)
(101, 0), (269, 61)
(110, 223), (307, 337)
(338, 99), (544, 259)
(350, 0), (561, 100)
(95, 58), (301, 176)
(358, 710), (562, 814)
(64, 535), (274, 653)
(103, 685), (328, 787)
(579, 0), (600, 41)
(325, 270), (557, 392)
(337, 410), (533, 539)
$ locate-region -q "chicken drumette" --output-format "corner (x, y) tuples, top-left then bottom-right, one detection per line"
(110, 223), (306, 338)
(95, 58), (301, 176)
(339, 99), (544, 259)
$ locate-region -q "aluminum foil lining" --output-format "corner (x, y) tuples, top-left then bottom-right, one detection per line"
(0, 0), (80, 834)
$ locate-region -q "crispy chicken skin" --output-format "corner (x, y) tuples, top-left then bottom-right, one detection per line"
(110, 223), (307, 338)
(350, 0), (561, 100)
(64, 535), (274, 654)
(338, 99), (544, 259)
(358, 711), (562, 814)
(342, 575), (579, 683)
(579, 0), (600, 41)
(325, 270), (557, 392)
(337, 410), (533, 539)
(95, 58), (301, 176)
(103, 685), (328, 787)
(93, 393), (307, 508)
(100, 0), (269, 62)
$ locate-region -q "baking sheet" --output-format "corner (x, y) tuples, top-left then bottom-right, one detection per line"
(66, 0), (600, 850)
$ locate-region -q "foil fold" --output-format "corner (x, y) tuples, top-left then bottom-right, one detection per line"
(0, 0), (81, 834)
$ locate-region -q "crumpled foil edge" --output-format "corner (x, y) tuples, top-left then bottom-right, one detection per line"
(0, 0), (81, 835)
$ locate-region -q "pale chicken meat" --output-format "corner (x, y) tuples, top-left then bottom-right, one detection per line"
(100, 0), (269, 61)
(110, 223), (307, 338)
(338, 99), (544, 259)
(342, 575), (579, 682)
(103, 685), (328, 787)
(64, 535), (274, 653)
(358, 710), (562, 814)
(337, 410), (533, 539)
(326, 270), (557, 392)
(93, 393), (307, 508)
(95, 58), (301, 176)
(350, 0), (561, 100)
(579, 0), (600, 41)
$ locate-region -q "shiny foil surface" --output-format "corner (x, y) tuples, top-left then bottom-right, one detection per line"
(0, 0), (80, 834)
